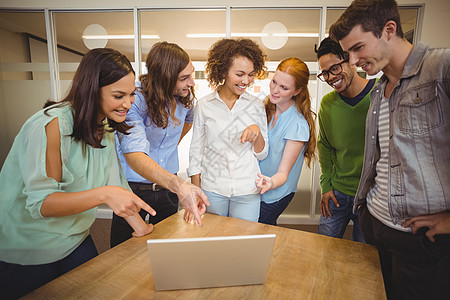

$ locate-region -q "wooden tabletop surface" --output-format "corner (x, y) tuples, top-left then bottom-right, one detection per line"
(25, 211), (386, 300)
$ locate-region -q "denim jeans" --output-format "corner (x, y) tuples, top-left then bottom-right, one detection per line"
(204, 190), (260, 222)
(0, 235), (97, 300)
(317, 189), (365, 242)
(259, 192), (295, 226)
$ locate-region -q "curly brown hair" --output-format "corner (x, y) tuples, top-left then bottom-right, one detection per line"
(205, 38), (267, 88)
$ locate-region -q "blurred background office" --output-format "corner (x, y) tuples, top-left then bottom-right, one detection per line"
(1, 0), (449, 228)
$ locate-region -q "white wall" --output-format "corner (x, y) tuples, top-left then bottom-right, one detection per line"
(419, 0), (450, 48)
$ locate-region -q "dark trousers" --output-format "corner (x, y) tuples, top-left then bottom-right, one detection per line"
(359, 203), (450, 300)
(110, 185), (179, 247)
(258, 192), (295, 226)
(0, 235), (97, 300)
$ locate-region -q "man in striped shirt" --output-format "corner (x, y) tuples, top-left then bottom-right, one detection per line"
(330, 0), (450, 299)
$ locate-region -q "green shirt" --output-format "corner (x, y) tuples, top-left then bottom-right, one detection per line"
(0, 104), (128, 265)
(318, 81), (377, 196)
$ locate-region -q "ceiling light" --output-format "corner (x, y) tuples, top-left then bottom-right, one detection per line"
(82, 34), (160, 39)
(272, 33), (319, 38)
(231, 33), (268, 37)
(186, 33), (226, 38)
(186, 33), (268, 38)
(186, 32), (318, 38)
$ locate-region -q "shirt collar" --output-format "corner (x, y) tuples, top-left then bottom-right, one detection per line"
(401, 42), (429, 79)
(379, 41), (428, 84)
(206, 90), (252, 102)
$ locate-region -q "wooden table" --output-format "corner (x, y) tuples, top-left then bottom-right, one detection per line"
(25, 212), (386, 299)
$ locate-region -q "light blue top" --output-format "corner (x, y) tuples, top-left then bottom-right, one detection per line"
(116, 83), (194, 183)
(259, 104), (309, 204)
(0, 103), (129, 265)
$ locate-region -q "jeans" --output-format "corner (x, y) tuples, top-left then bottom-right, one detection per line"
(0, 235), (97, 300)
(259, 192), (295, 226)
(317, 189), (365, 242)
(204, 190), (260, 222)
(359, 203), (450, 300)
(110, 186), (179, 247)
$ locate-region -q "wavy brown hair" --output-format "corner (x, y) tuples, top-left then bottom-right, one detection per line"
(139, 42), (194, 128)
(205, 38), (267, 88)
(44, 48), (134, 148)
(265, 57), (317, 168)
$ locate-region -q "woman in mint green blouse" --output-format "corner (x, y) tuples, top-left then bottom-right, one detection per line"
(0, 48), (154, 299)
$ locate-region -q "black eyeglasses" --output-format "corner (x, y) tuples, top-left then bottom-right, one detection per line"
(317, 59), (349, 82)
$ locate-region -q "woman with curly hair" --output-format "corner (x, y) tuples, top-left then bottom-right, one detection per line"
(187, 38), (268, 222)
(255, 57), (317, 225)
(112, 42), (209, 247)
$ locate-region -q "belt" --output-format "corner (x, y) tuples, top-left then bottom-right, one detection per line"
(129, 182), (165, 192)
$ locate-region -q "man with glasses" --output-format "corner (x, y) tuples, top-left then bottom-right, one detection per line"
(315, 37), (377, 242)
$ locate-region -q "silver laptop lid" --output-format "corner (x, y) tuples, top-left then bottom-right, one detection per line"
(146, 234), (276, 290)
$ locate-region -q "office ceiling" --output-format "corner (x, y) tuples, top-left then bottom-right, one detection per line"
(0, 8), (418, 63)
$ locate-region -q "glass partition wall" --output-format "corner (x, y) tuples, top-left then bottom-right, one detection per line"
(53, 11), (136, 94)
(0, 11), (51, 168)
(0, 6), (421, 223)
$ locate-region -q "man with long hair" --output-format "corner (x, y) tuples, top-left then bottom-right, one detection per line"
(111, 42), (209, 247)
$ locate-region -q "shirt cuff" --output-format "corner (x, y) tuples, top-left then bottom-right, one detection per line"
(186, 167), (201, 177)
(253, 142), (268, 160)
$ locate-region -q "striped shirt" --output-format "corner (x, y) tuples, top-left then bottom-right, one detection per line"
(366, 92), (410, 231)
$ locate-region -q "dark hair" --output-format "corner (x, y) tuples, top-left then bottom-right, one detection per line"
(265, 57), (316, 168)
(139, 42), (194, 128)
(315, 37), (349, 61)
(205, 38), (267, 88)
(45, 48), (134, 148)
(329, 0), (404, 41)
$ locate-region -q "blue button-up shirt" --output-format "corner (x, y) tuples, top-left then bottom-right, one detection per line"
(116, 83), (194, 184)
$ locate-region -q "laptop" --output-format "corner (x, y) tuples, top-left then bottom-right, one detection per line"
(146, 234), (276, 290)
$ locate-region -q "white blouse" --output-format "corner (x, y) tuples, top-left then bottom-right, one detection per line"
(187, 91), (268, 197)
